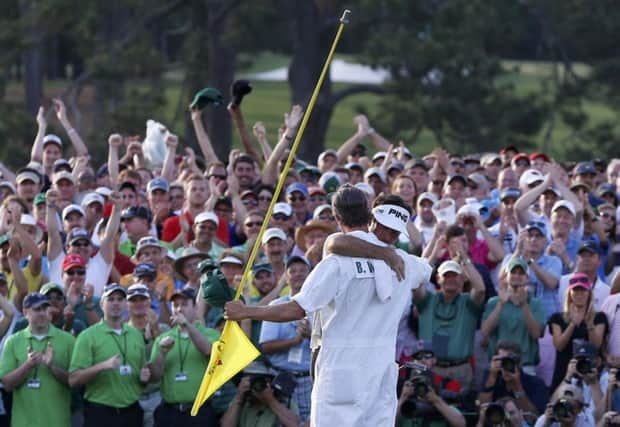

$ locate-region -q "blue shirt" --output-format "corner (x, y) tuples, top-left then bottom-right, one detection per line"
(259, 295), (311, 372)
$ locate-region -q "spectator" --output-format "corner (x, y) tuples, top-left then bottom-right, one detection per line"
(161, 175), (209, 244)
(261, 228), (288, 283)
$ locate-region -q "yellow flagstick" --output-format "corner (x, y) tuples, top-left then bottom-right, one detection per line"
(191, 9), (352, 416)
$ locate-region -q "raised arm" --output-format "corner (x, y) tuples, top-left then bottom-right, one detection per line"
(53, 98), (88, 158)
(8, 240), (28, 312)
(336, 115), (368, 164)
(160, 133), (178, 182)
(99, 191), (122, 264)
(228, 104), (262, 166)
(190, 108), (220, 165)
(0, 294), (14, 340)
(226, 174), (247, 229)
(45, 190), (63, 261)
(514, 175), (551, 227)
(107, 134), (122, 186)
(262, 105), (303, 186)
(252, 122), (272, 162)
(359, 115), (391, 152)
(13, 218), (42, 277)
(30, 106), (47, 163)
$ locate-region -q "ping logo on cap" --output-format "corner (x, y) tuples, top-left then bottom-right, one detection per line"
(388, 207), (408, 223)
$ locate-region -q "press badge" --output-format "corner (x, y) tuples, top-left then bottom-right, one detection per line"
(288, 346), (303, 364)
(119, 365), (132, 376)
(26, 379), (41, 389)
(174, 372), (187, 382)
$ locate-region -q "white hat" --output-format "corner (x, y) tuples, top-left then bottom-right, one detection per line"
(127, 283), (150, 300)
(262, 227), (287, 245)
(194, 211), (219, 226)
(457, 200), (482, 217)
(312, 204), (332, 219)
(518, 169), (544, 189)
(16, 170), (41, 185)
(417, 191), (438, 205)
(53, 171), (75, 184)
(95, 186), (113, 197)
(273, 202), (293, 217)
(0, 181), (16, 194)
(364, 167), (387, 184)
(372, 151), (387, 162)
(20, 214), (43, 243)
(62, 204), (85, 220)
(317, 149), (338, 163)
(354, 182), (375, 197)
(81, 192), (105, 208)
(220, 255), (243, 265)
(43, 134), (62, 147)
(371, 204), (410, 237)
(552, 200), (576, 217)
(438, 260), (462, 276)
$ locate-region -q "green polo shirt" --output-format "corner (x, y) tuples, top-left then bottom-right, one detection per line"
(70, 320), (146, 408)
(150, 323), (219, 403)
(415, 292), (483, 361)
(482, 295), (546, 366)
(238, 400), (299, 427)
(0, 324), (75, 427)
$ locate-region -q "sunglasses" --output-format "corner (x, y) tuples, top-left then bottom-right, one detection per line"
(415, 351), (434, 360)
(242, 199), (258, 206)
(71, 241), (90, 248)
(244, 221), (263, 228)
(319, 214), (335, 221)
(288, 195), (306, 202)
(65, 269), (86, 276)
(515, 160), (529, 167)
(273, 213), (291, 221)
(569, 276), (589, 285)
(208, 174), (227, 180)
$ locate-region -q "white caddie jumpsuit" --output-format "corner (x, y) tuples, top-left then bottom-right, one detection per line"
(293, 231), (432, 427)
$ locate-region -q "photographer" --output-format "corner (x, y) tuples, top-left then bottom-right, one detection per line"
(397, 370), (466, 427)
(220, 361), (299, 427)
(479, 341), (548, 425)
(476, 396), (531, 427)
(596, 411), (620, 427)
(534, 384), (591, 427)
(601, 367), (620, 414)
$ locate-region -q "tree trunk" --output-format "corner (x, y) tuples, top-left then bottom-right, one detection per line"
(20, 0), (43, 115)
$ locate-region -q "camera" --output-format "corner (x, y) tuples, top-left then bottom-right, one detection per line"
(552, 399), (574, 420)
(500, 353), (519, 373)
(249, 375), (269, 393)
(484, 402), (507, 426)
(575, 356), (593, 375)
(405, 361), (434, 399)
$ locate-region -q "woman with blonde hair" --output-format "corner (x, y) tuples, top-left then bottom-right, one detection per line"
(548, 272), (608, 391)
(391, 173), (418, 212)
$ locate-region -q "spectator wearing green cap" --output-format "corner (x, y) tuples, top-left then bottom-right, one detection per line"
(69, 284), (151, 427)
(150, 287), (220, 426)
(0, 292), (75, 427)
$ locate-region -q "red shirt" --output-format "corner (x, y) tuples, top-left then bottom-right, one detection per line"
(161, 211), (230, 245)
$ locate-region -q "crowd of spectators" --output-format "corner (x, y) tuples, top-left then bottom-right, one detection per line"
(0, 92), (619, 427)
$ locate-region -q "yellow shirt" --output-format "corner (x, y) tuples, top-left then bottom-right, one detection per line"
(120, 270), (175, 300)
(5, 264), (43, 300)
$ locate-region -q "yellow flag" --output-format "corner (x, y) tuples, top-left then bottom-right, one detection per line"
(191, 320), (260, 416)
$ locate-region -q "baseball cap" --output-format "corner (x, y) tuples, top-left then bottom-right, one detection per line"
(62, 253), (87, 272)
(317, 149), (338, 163)
(190, 87), (223, 110)
(446, 175), (467, 186)
(511, 153), (530, 165)
(286, 182), (309, 197)
(312, 204), (332, 220)
(412, 340), (434, 358)
(20, 215), (43, 244)
(33, 193), (46, 206)
(578, 240), (602, 256)
(135, 236), (162, 256)
(387, 162), (405, 173)
(481, 153), (502, 166)
(371, 204), (410, 237)
(525, 220), (547, 236)
(467, 173), (488, 188)
(570, 180), (591, 192)
(417, 192), (439, 205)
(273, 203), (293, 217)
(354, 182), (375, 197)
(16, 170), (41, 185)
(43, 134), (62, 148)
(552, 200), (576, 217)
(371, 151), (387, 162)
(121, 206), (152, 223)
(0, 272), (6, 284)
(596, 183), (616, 198)
(147, 177), (169, 193)
(345, 162), (364, 173)
(319, 172), (342, 194)
(438, 260), (462, 276)
(0, 181), (16, 194)
(518, 169), (544, 188)
(308, 186), (326, 197)
(554, 383), (585, 405)
(102, 283), (127, 299)
(573, 341), (597, 358)
(405, 159), (429, 171)
(364, 167), (387, 184)
(66, 228), (91, 247)
(500, 187), (521, 201)
(53, 171), (76, 185)
(171, 287), (197, 301)
(194, 211), (219, 226)
(23, 293), (50, 309)
(40, 282), (65, 296)
(286, 255), (311, 269)
(507, 257), (528, 273)
(127, 284), (150, 300)
(574, 161), (597, 176)
(252, 263), (273, 275)
(568, 272), (592, 291)
(0, 234), (10, 247)
(219, 253), (244, 266)
(133, 263), (157, 278)
(53, 159), (71, 173)
(95, 186), (113, 198)
(528, 152), (550, 163)
(62, 204), (85, 220)
(197, 258), (219, 275)
(262, 227), (287, 245)
(81, 193), (105, 209)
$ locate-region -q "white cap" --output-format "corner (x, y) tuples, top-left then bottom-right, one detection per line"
(62, 204), (85, 220)
(371, 204), (410, 237)
(53, 171), (76, 184)
(0, 181), (16, 194)
(372, 151), (387, 162)
(16, 170), (41, 185)
(364, 167), (387, 183)
(552, 200), (576, 217)
(312, 204), (332, 219)
(194, 211), (219, 226)
(20, 214), (43, 244)
(262, 227), (287, 245)
(438, 260), (462, 276)
(457, 200), (482, 217)
(518, 169), (544, 189)
(273, 203), (293, 217)
(417, 191), (438, 205)
(220, 255), (243, 265)
(43, 134), (62, 147)
(354, 182), (375, 197)
(95, 186), (113, 197)
(81, 192), (105, 208)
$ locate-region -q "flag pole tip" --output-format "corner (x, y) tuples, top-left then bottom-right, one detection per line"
(340, 9), (351, 24)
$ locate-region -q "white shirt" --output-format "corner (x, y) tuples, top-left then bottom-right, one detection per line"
(557, 275), (610, 311)
(601, 293), (620, 356)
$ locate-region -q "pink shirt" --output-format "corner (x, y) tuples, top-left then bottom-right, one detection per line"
(470, 239), (498, 271)
(601, 293), (620, 356)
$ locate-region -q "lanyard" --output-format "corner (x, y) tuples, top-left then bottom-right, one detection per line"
(28, 336), (50, 380)
(176, 329), (190, 373)
(110, 329), (128, 364)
